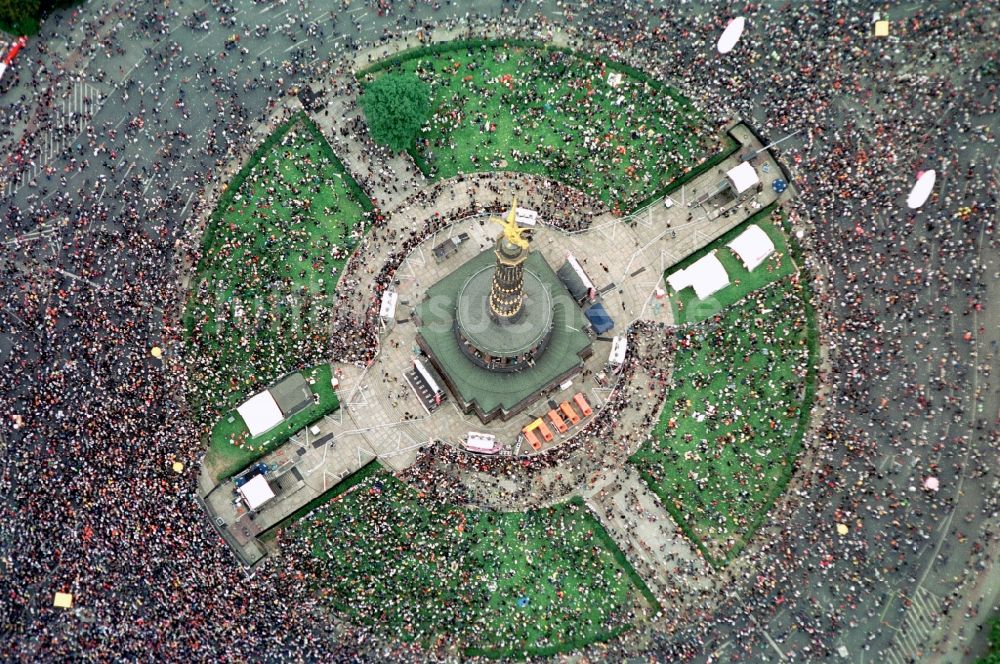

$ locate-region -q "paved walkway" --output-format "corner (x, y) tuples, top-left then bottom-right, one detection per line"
(306, 78), (429, 210)
(198, 92), (797, 584)
(583, 465), (714, 606)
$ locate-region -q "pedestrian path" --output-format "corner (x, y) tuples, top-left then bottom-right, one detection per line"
(583, 465), (713, 607)
(882, 586), (943, 664)
(306, 77), (428, 209)
(2, 80), (107, 199)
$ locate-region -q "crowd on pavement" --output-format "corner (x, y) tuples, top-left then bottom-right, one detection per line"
(0, 0), (996, 661)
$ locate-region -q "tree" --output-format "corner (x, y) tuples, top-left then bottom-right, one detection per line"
(361, 73), (431, 153)
(0, 0), (40, 35)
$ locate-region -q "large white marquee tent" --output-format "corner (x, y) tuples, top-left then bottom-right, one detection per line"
(379, 291), (398, 319)
(727, 224), (776, 271)
(236, 390), (284, 437)
(238, 474), (276, 510)
(726, 161), (760, 195)
(666, 252), (731, 300)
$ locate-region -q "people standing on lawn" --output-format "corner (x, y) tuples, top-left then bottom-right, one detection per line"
(0, 1), (996, 662)
(288, 476), (640, 654)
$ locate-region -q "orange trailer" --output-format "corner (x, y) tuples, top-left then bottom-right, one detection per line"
(559, 401), (580, 425)
(573, 393), (592, 417)
(547, 409), (568, 433)
(523, 428), (542, 450)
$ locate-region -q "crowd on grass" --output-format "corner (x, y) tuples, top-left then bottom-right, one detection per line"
(289, 469), (647, 657)
(371, 42), (714, 213)
(632, 280), (812, 559)
(184, 118), (371, 420)
(0, 0), (997, 662)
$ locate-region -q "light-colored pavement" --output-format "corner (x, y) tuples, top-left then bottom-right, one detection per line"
(583, 465), (713, 606)
(198, 116), (796, 576)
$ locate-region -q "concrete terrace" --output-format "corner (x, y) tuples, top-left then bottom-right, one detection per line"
(198, 118), (795, 570)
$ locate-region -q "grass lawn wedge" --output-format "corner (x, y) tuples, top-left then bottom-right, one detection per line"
(668, 205), (795, 325)
(183, 113), (372, 424)
(631, 277), (818, 565)
(360, 40), (723, 214)
(291, 469), (658, 657)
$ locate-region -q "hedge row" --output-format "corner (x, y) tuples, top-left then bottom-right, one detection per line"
(634, 465), (720, 569)
(582, 496), (663, 614)
(263, 458), (382, 538)
(720, 277), (819, 565)
(300, 114), (376, 213)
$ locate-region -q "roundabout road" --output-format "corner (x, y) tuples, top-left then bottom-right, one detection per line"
(0, 1), (996, 662)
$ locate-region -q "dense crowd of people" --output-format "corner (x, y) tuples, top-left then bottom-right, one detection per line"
(382, 42), (712, 211)
(289, 469), (642, 656)
(0, 0), (996, 662)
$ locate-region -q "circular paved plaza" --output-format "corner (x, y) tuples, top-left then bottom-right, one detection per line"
(0, 1), (997, 662)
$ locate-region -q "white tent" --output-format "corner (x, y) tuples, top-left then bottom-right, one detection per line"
(726, 161), (760, 194)
(466, 431), (498, 452)
(565, 253), (596, 296)
(666, 267), (692, 293)
(515, 207), (538, 227)
(236, 390), (284, 437)
(686, 252), (730, 299)
(238, 474), (276, 510)
(608, 336), (627, 367)
(379, 291), (398, 318)
(727, 224), (775, 271)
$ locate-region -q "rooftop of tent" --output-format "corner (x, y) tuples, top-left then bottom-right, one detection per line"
(269, 372), (314, 417)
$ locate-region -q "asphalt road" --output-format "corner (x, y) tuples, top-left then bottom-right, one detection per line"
(0, 1), (996, 662)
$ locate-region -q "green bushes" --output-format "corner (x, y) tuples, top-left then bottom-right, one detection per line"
(360, 72), (432, 152)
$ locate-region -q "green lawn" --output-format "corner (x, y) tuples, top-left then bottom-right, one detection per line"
(630, 280), (815, 565)
(183, 113), (371, 422)
(361, 41), (718, 213)
(292, 469), (657, 657)
(668, 205), (794, 325)
(206, 363), (340, 482)
(977, 613), (1000, 664)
